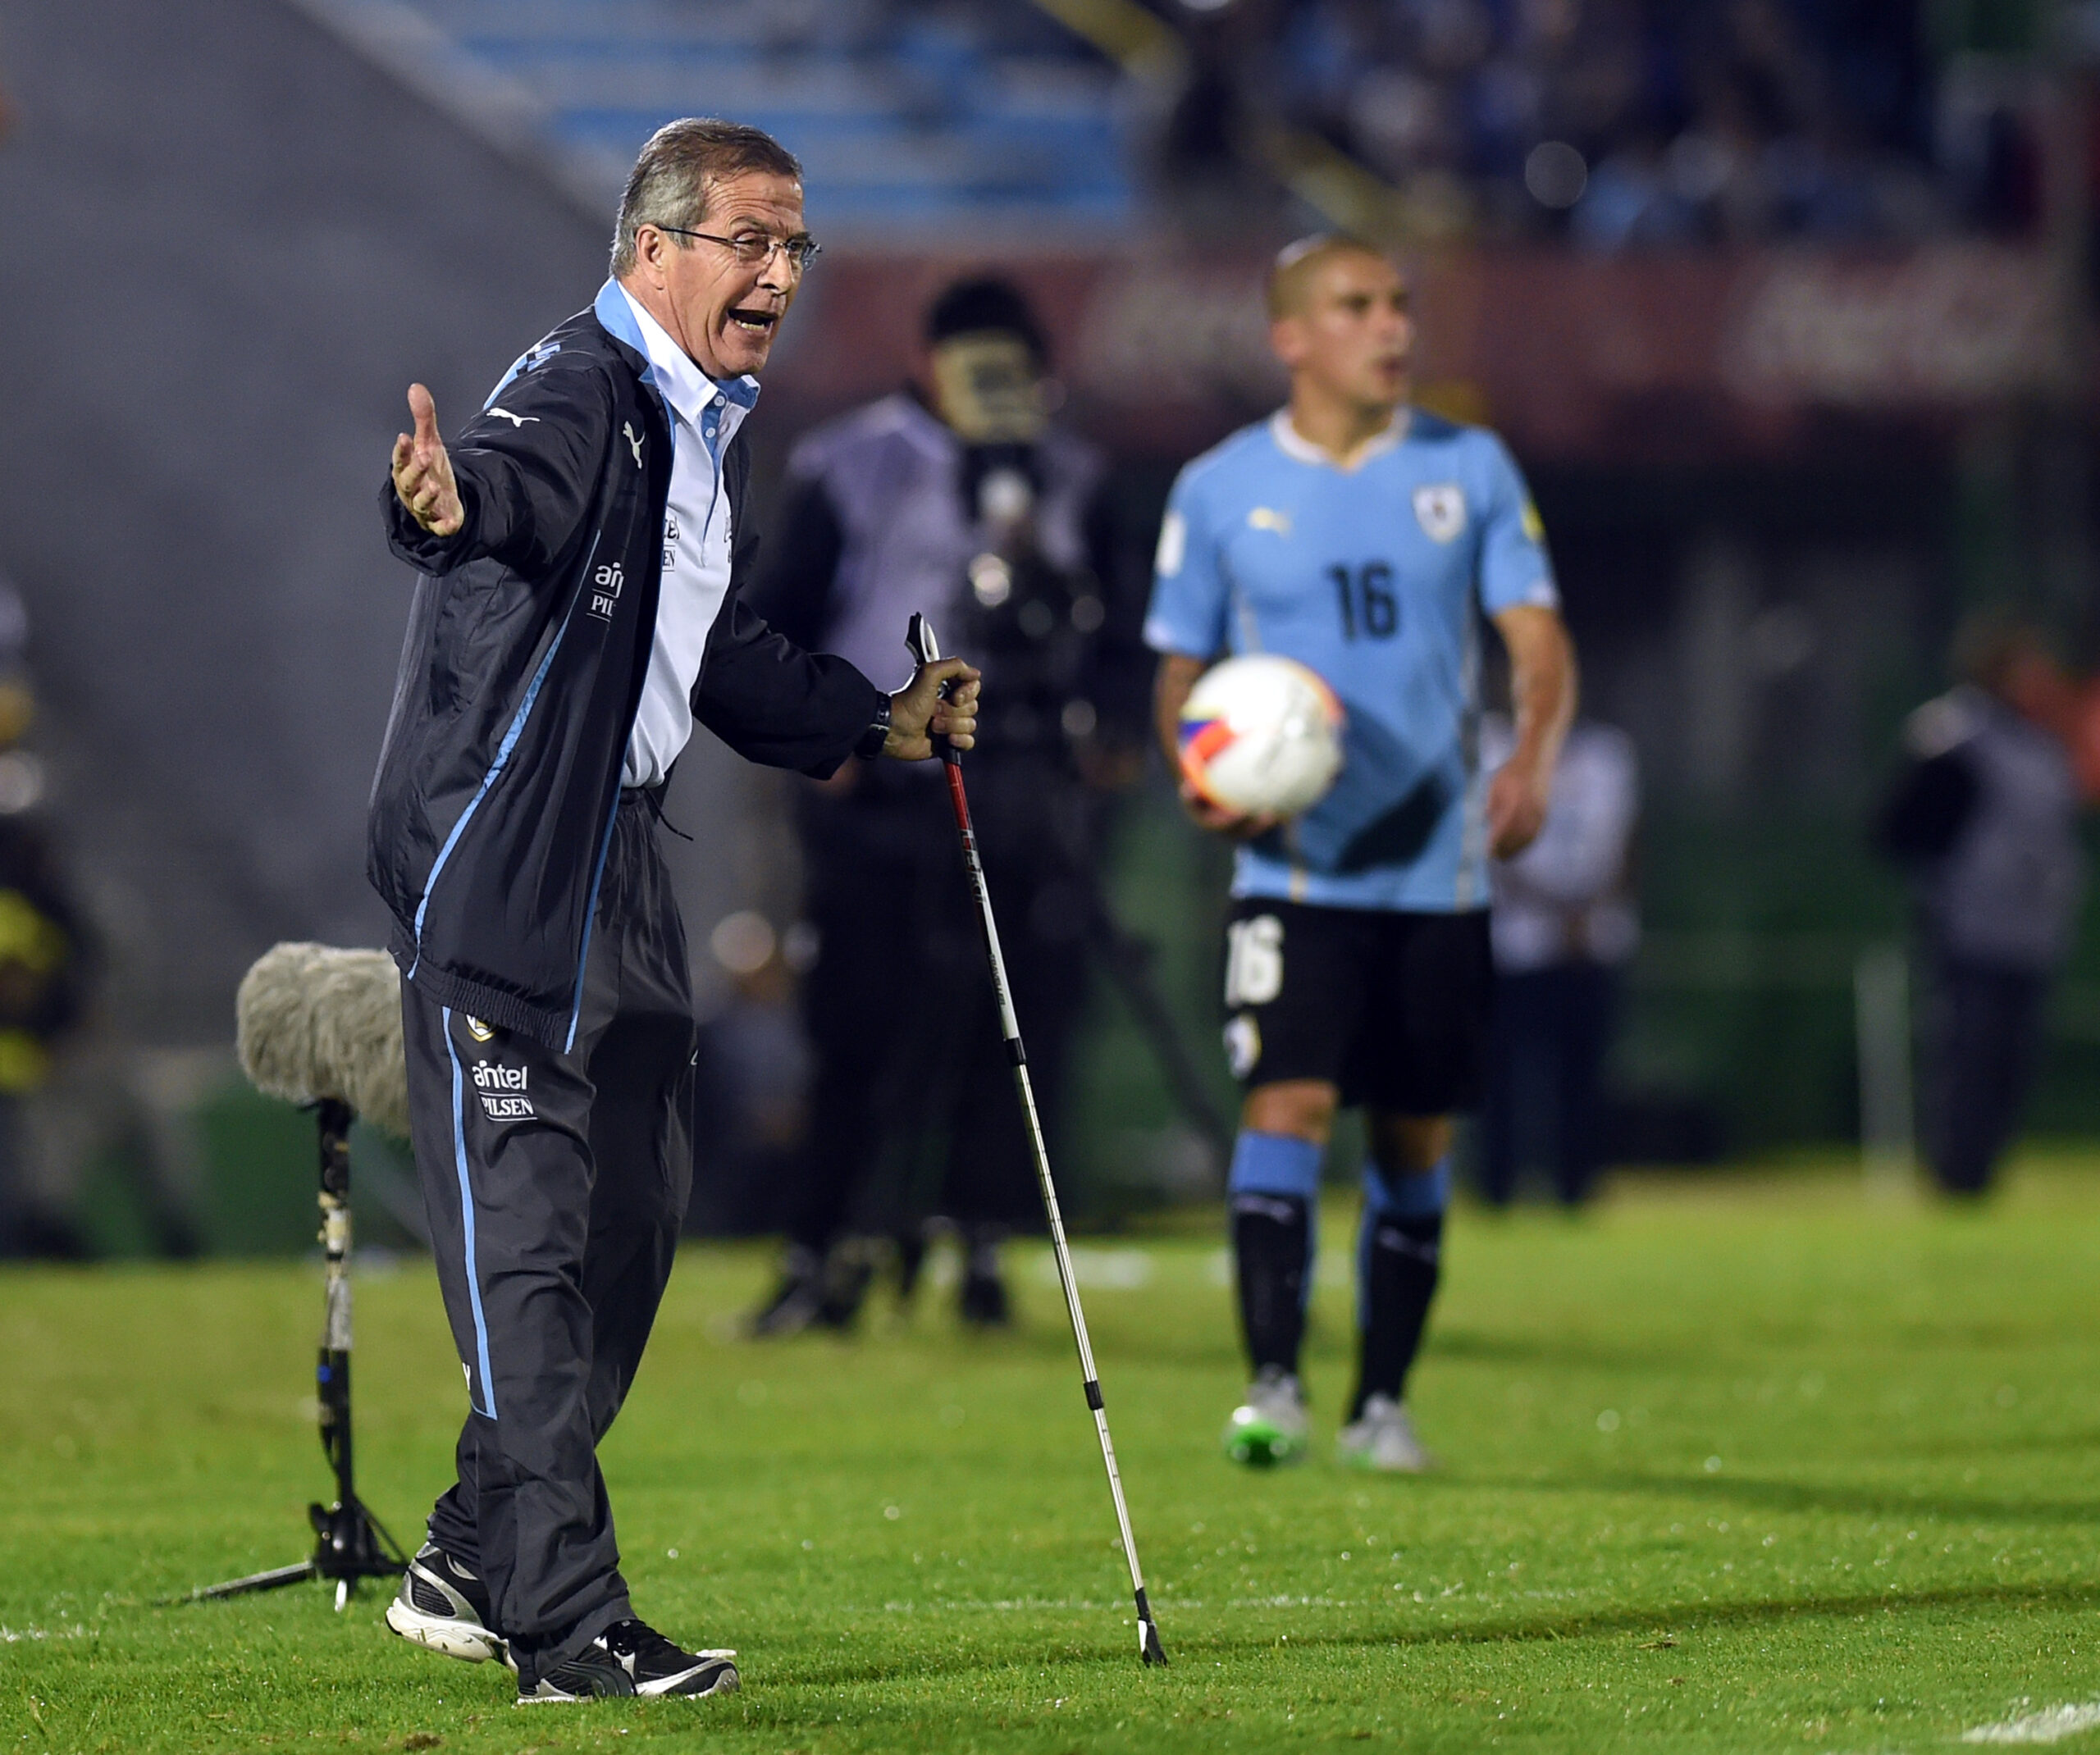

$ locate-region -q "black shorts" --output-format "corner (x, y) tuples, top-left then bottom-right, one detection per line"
(1220, 899), (1492, 1115)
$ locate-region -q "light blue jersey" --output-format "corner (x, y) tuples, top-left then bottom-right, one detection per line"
(1145, 408), (1558, 912)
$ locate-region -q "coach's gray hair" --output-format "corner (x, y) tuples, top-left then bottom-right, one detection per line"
(610, 117), (802, 276)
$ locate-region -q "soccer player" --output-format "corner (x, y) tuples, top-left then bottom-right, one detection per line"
(1145, 234), (1575, 1470)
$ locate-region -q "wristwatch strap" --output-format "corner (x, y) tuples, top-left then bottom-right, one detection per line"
(854, 693), (892, 760)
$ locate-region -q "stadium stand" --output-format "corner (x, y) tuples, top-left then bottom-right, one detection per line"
(320, 0), (1134, 233)
(321, 0), (2062, 250)
(1152, 0), (2038, 245)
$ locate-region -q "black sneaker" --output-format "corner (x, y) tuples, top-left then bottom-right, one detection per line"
(516, 1620), (738, 1703)
(959, 1227), (1011, 1328)
(959, 1265), (1011, 1327)
(745, 1247), (825, 1338)
(815, 1243), (876, 1330)
(385, 1543), (507, 1666)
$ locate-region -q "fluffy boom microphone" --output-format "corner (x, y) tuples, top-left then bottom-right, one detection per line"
(236, 942), (409, 1140)
(177, 941), (413, 1609)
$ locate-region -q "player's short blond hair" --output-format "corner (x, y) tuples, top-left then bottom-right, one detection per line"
(1266, 232), (1398, 320)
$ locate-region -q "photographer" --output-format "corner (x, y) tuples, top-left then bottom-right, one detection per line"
(745, 276), (1148, 1333)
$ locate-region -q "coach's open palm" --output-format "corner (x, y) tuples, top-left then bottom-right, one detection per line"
(392, 384), (463, 537)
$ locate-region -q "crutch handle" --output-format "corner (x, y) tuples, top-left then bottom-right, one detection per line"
(905, 613), (963, 768)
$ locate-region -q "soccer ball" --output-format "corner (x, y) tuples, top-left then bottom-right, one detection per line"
(1178, 654), (1344, 818)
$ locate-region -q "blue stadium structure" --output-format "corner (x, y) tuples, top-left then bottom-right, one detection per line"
(309, 0), (1134, 235)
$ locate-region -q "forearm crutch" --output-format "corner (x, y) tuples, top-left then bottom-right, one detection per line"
(906, 613), (1167, 1667)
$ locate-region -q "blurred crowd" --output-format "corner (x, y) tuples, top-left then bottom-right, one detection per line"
(1153, 0), (2045, 244)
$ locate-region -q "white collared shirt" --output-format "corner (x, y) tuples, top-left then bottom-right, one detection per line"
(615, 283), (756, 788)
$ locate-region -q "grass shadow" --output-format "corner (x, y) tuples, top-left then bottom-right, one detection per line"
(1433, 1464), (2100, 1529)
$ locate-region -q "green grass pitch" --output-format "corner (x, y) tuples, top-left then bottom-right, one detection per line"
(6, 1156), (2100, 1752)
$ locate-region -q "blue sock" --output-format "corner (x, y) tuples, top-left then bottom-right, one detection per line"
(1365, 1156), (1450, 1219)
(1228, 1131), (1323, 1379)
(1352, 1155), (1449, 1418)
(1228, 1130), (1324, 1200)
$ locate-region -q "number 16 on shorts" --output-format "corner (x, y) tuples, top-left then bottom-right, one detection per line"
(1223, 913), (1283, 1081)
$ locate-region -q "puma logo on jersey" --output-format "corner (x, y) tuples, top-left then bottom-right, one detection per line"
(623, 422), (645, 467)
(1248, 507), (1292, 537)
(486, 406), (538, 428)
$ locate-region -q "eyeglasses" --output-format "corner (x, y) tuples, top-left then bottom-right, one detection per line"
(652, 225), (821, 276)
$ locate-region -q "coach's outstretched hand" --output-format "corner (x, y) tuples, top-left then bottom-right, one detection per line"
(392, 384), (463, 538)
(886, 658), (981, 759)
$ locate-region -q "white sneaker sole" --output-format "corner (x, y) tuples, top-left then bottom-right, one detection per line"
(1336, 1439), (1435, 1474)
(514, 1659), (740, 1704)
(385, 1595), (508, 1665)
(639, 1660), (740, 1699)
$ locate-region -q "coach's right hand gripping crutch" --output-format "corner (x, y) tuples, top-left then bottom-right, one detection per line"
(906, 613), (1168, 1668)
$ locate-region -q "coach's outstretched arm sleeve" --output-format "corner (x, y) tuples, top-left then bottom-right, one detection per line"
(383, 362), (614, 583)
(694, 586), (886, 778)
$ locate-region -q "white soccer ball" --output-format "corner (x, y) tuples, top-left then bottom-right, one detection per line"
(1178, 654), (1345, 818)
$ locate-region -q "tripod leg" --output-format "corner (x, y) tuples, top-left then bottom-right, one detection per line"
(311, 1100), (405, 1602)
(169, 1100), (402, 1609)
(162, 1561), (318, 1605)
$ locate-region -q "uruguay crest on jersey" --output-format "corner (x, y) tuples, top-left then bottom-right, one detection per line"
(1412, 483), (1467, 543)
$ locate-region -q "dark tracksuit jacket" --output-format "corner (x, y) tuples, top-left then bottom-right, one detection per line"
(372, 285), (883, 1674)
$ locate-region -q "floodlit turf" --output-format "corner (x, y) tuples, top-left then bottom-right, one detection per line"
(7, 1156), (2100, 1753)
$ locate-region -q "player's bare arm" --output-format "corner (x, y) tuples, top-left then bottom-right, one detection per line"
(390, 384), (463, 538)
(1153, 652), (1281, 838)
(1487, 603), (1577, 859)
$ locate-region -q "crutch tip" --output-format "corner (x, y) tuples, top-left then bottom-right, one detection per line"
(1139, 1620), (1168, 1666)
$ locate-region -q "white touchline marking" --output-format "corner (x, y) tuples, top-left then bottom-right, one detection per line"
(1031, 1248), (1154, 1290)
(1963, 1702), (2100, 1744)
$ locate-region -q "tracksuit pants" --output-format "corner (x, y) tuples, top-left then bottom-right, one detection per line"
(1923, 951), (2049, 1196)
(786, 764), (1084, 1256)
(402, 792), (695, 1673)
(1480, 961), (1618, 1207)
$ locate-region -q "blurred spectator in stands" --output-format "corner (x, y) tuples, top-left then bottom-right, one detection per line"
(1157, 0), (1952, 244)
(1478, 713), (1640, 1207)
(1936, 58), (2046, 238)
(1146, 2), (1277, 233)
(1874, 616), (2083, 1197)
(1573, 130), (1703, 247)
(0, 576), (95, 1257)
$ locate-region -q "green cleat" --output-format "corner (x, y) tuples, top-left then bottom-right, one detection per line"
(1222, 1366), (1309, 1467)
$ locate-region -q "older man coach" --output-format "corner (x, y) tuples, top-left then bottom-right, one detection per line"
(372, 118), (979, 1703)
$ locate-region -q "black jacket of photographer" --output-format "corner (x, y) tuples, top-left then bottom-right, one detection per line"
(372, 298), (883, 1051)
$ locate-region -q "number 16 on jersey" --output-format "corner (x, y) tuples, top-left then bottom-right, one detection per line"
(1328, 562), (1397, 641)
